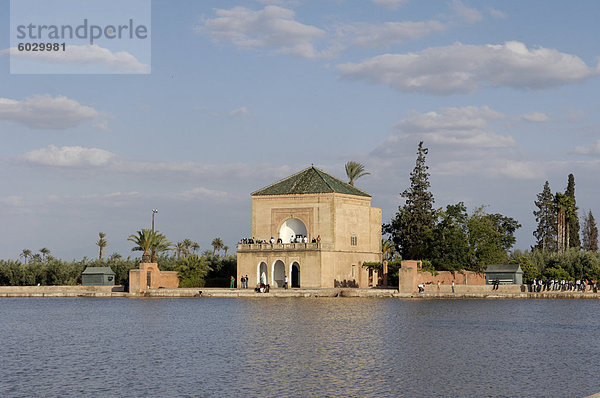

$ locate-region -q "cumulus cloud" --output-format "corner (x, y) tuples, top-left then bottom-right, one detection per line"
(489, 8), (507, 19)
(449, 0), (483, 23)
(338, 20), (445, 48)
(0, 95), (98, 129)
(337, 41), (600, 94)
(521, 111), (549, 123)
(176, 186), (230, 201)
(23, 145), (116, 167)
(375, 106), (513, 156)
(2, 44), (149, 73)
(198, 6), (327, 58)
(19, 145), (295, 183)
(435, 158), (544, 180)
(574, 140), (600, 155)
(371, 0), (409, 9)
(229, 106), (250, 117)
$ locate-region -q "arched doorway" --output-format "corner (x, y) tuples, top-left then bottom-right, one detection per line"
(258, 262), (268, 285)
(273, 260), (285, 287)
(291, 262), (300, 288)
(279, 218), (308, 243)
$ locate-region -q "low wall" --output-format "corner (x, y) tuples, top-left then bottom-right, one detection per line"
(0, 285), (126, 297)
(129, 262), (179, 293)
(399, 260), (486, 293)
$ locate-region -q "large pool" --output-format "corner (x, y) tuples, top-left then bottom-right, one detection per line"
(1, 297), (599, 397)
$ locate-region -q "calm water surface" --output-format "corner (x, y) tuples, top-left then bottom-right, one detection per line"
(1, 297), (600, 397)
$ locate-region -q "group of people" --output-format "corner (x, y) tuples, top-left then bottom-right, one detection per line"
(239, 235), (322, 245)
(239, 275), (250, 289)
(529, 279), (598, 293)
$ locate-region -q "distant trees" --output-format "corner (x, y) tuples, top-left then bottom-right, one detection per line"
(565, 174), (581, 249)
(385, 141), (435, 260)
(533, 181), (557, 251)
(39, 248), (50, 262)
(20, 249), (32, 264)
(96, 232), (108, 260)
(345, 161), (370, 186)
(582, 210), (598, 252)
(176, 255), (212, 287)
(211, 238), (224, 255)
(384, 142), (520, 271)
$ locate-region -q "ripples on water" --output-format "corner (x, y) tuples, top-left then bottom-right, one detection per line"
(1, 298), (600, 397)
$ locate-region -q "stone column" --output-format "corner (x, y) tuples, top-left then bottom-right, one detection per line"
(383, 260), (388, 287)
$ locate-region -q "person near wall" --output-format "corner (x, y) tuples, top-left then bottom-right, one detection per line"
(284, 275), (288, 289)
(452, 281), (455, 293)
(230, 276), (235, 288)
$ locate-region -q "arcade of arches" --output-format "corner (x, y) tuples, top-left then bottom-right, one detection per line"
(258, 260), (301, 288)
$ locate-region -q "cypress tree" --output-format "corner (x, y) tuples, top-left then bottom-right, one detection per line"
(582, 210), (598, 252)
(385, 141), (436, 260)
(533, 181), (557, 251)
(565, 174), (581, 249)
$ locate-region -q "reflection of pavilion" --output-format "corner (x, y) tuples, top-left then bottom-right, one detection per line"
(237, 166), (382, 289)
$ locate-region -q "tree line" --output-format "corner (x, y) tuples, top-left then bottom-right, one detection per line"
(383, 142), (521, 272)
(381, 142), (600, 282)
(0, 232), (235, 287)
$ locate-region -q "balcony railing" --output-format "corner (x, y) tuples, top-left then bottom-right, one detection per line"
(237, 242), (327, 252)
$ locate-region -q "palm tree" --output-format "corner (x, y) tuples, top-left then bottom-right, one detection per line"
(96, 232), (108, 260)
(150, 232), (172, 262)
(345, 161), (370, 186)
(211, 238), (224, 255)
(191, 241), (200, 254)
(182, 238), (194, 256)
(175, 241), (186, 260)
(39, 247), (50, 262)
(223, 245), (229, 256)
(382, 238), (394, 261)
(20, 249), (32, 264)
(128, 229), (155, 262)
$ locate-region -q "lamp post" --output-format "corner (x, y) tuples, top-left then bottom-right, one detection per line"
(152, 209), (158, 231)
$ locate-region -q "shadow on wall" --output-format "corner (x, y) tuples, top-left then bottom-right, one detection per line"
(334, 279), (358, 288)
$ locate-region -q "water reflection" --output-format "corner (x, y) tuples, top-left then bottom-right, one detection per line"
(1, 298), (600, 397)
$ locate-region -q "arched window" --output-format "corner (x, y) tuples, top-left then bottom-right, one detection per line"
(279, 218), (307, 243)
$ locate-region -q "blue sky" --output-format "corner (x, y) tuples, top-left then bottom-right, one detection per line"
(1, 0), (599, 260)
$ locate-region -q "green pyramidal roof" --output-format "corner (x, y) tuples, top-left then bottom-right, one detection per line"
(252, 166), (371, 197)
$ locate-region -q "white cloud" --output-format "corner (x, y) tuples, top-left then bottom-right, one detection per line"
(376, 106), (513, 155)
(521, 111), (549, 123)
(371, 0), (409, 9)
(0, 95), (98, 129)
(489, 8), (507, 19)
(176, 187), (230, 201)
(2, 45), (149, 73)
(18, 145), (295, 183)
(198, 6), (327, 58)
(229, 106), (250, 117)
(337, 41), (600, 94)
(338, 20), (445, 48)
(23, 145), (116, 167)
(574, 140), (600, 155)
(449, 0), (483, 23)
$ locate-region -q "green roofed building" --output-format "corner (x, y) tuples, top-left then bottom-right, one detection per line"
(238, 166), (382, 289)
(485, 264), (523, 285)
(82, 267), (115, 286)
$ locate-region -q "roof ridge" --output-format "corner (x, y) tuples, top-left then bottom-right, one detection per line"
(314, 166), (372, 197)
(250, 166), (311, 196)
(251, 165), (371, 197)
(312, 166), (335, 192)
